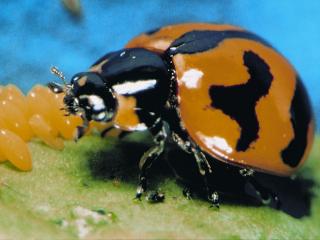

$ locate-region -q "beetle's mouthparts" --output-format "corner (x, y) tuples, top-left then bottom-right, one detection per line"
(62, 93), (79, 115)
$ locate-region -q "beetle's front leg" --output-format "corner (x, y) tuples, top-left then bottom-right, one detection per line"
(75, 114), (90, 141)
(135, 120), (167, 199)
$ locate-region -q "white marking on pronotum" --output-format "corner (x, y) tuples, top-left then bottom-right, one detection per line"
(112, 79), (157, 95)
(79, 95), (106, 111)
(180, 68), (203, 89)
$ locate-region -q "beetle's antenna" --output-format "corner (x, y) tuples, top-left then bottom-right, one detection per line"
(50, 66), (67, 86)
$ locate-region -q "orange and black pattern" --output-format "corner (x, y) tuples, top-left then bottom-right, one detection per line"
(127, 23), (314, 176)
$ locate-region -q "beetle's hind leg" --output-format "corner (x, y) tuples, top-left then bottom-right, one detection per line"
(241, 170), (281, 209)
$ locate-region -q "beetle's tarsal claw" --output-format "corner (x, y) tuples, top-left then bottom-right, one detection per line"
(208, 191), (220, 209)
(135, 185), (144, 200)
(183, 187), (193, 200)
(146, 191), (165, 203)
(133, 196), (142, 202)
(273, 195), (282, 210)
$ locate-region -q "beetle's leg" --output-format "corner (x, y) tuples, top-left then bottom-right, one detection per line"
(100, 126), (131, 139)
(171, 132), (218, 207)
(172, 132), (212, 173)
(183, 186), (193, 200)
(192, 147), (212, 176)
(135, 120), (167, 200)
(118, 131), (131, 139)
(75, 114), (90, 141)
(191, 146), (219, 208)
(100, 126), (114, 137)
(252, 179), (281, 209)
(242, 171), (281, 209)
(239, 168), (255, 177)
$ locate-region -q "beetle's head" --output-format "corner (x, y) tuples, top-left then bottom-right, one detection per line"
(48, 67), (117, 123)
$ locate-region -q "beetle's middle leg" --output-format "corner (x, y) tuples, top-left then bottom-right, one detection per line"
(191, 145), (219, 208)
(172, 133), (219, 207)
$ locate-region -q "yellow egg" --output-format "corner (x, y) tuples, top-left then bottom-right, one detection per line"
(1, 84), (30, 118)
(27, 85), (52, 118)
(0, 118), (8, 129)
(0, 137), (7, 162)
(58, 115), (83, 140)
(29, 114), (64, 150)
(27, 85), (60, 136)
(0, 122), (9, 162)
(0, 100), (33, 141)
(0, 129), (32, 171)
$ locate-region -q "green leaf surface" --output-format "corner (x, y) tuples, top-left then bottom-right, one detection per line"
(0, 134), (319, 239)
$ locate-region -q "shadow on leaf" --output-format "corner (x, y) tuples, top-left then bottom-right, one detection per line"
(85, 137), (315, 218)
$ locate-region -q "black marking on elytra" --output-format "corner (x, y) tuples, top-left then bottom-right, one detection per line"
(169, 30), (272, 55)
(281, 77), (312, 167)
(145, 27), (161, 35)
(209, 51), (273, 152)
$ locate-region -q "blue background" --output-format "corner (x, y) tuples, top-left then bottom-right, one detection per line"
(0, 0), (319, 127)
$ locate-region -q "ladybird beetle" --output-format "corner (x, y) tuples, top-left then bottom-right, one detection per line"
(49, 23), (315, 207)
